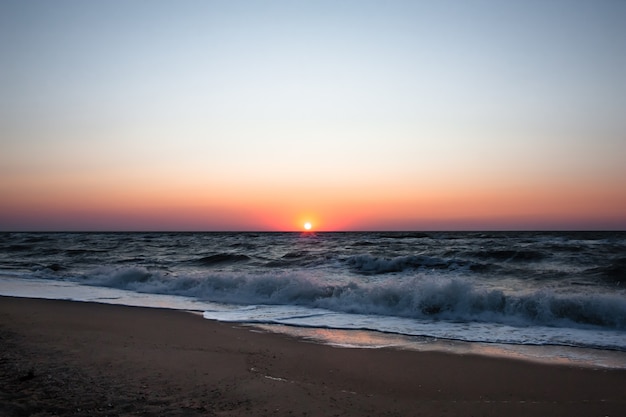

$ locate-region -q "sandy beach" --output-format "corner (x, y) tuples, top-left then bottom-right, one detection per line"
(1, 296), (625, 416)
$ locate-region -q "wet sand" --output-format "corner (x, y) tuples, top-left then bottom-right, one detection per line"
(1, 296), (625, 416)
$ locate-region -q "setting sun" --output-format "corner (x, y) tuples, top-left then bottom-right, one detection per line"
(0, 1), (625, 233)
(304, 222), (312, 231)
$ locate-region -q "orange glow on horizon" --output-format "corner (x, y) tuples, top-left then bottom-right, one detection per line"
(1, 172), (625, 231)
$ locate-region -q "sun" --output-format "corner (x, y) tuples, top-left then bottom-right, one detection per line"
(303, 222), (312, 231)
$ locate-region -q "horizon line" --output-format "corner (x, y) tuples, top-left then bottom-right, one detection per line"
(1, 229), (624, 233)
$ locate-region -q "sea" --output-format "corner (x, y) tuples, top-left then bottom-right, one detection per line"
(1, 231), (625, 368)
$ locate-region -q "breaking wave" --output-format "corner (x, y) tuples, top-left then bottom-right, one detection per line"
(190, 253), (252, 266)
(83, 267), (626, 330)
(345, 254), (483, 274)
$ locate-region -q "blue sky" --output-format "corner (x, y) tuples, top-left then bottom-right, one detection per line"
(1, 0), (625, 230)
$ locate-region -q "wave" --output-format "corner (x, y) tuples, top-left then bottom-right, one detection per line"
(83, 267), (626, 330)
(471, 249), (546, 262)
(2, 244), (34, 252)
(585, 257), (626, 285)
(281, 251), (311, 259)
(378, 232), (430, 239)
(189, 253), (251, 266)
(64, 248), (108, 256)
(44, 263), (64, 272)
(345, 254), (483, 275)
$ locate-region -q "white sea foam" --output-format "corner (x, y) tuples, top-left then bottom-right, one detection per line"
(0, 275), (219, 311)
(79, 266), (626, 339)
(201, 305), (626, 352)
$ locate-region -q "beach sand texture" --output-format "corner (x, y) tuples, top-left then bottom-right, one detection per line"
(1, 296), (625, 416)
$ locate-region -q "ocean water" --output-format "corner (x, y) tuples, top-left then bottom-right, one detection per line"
(1, 231), (625, 367)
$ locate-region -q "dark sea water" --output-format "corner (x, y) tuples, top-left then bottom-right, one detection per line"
(1, 231), (625, 366)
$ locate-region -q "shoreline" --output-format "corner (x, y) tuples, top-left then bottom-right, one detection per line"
(250, 323), (626, 369)
(2, 296), (625, 416)
(3, 275), (626, 368)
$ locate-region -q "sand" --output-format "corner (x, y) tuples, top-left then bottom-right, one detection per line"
(1, 296), (625, 416)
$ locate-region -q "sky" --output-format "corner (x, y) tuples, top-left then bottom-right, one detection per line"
(1, 0), (625, 231)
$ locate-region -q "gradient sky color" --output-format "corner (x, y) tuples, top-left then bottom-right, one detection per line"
(1, 0), (625, 231)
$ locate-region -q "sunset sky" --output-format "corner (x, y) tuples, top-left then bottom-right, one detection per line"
(1, 0), (625, 231)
